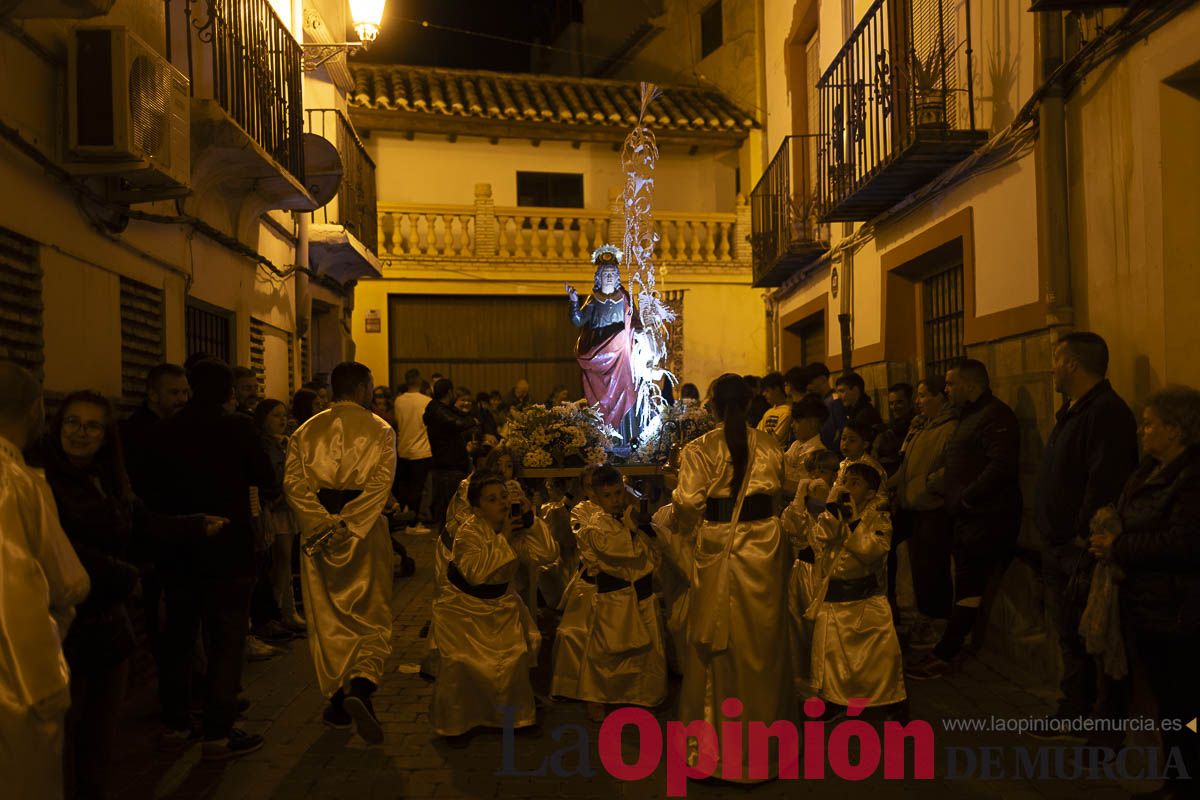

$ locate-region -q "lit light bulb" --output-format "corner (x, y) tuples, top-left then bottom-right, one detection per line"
(350, 0), (386, 44)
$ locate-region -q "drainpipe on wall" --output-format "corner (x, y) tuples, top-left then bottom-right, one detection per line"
(837, 223), (855, 373)
(763, 291), (777, 372)
(1036, 10), (1074, 327)
(295, 211), (311, 380)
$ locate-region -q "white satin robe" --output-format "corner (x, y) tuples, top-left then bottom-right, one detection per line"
(284, 403), (396, 697)
(549, 500), (602, 698)
(0, 438), (90, 800)
(667, 427), (793, 781)
(779, 436), (828, 693)
(798, 498), (905, 707)
(431, 510), (558, 736)
(573, 511), (666, 707)
(422, 477), (473, 677)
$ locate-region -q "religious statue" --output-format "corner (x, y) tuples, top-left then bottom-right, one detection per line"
(565, 245), (638, 432)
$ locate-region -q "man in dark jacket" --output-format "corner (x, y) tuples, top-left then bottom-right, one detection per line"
(141, 359), (275, 760)
(119, 362), (190, 679)
(120, 363), (190, 495)
(1034, 332), (1138, 725)
(423, 378), (478, 534)
(908, 358), (1021, 680)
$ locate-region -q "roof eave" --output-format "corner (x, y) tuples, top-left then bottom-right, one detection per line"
(348, 107), (750, 147)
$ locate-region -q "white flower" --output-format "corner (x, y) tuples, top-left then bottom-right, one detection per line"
(523, 448), (553, 468)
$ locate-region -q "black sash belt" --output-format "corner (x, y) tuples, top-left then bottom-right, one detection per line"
(705, 494), (773, 523)
(595, 570), (654, 601)
(795, 546), (815, 564)
(317, 488), (363, 515)
(578, 569), (597, 586)
(446, 561), (508, 600)
(824, 575), (883, 603)
(439, 526), (453, 551)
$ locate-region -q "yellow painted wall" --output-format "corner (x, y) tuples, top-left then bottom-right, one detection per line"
(1066, 3), (1200, 399)
(368, 134), (739, 214)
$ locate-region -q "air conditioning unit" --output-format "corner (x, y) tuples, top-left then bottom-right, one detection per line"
(67, 26), (190, 198)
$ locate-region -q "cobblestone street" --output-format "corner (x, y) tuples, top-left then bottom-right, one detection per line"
(106, 535), (1155, 800)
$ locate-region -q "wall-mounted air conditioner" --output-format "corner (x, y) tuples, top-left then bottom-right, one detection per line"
(67, 26), (190, 198)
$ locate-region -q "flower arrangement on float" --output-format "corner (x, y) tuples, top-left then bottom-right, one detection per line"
(504, 403), (616, 468)
(632, 400), (716, 464)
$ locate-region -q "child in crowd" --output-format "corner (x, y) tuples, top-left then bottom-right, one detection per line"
(430, 471), (558, 744)
(550, 465), (602, 699)
(783, 449), (841, 696)
(572, 467), (666, 720)
(837, 420), (888, 488)
(797, 462), (905, 716)
(783, 395), (832, 494)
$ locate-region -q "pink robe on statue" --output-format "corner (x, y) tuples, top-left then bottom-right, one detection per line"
(572, 290), (636, 428)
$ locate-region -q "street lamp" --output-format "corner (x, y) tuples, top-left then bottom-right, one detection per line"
(350, 0), (386, 44)
(302, 0), (386, 71)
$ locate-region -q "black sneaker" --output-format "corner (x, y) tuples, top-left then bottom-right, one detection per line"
(201, 728), (264, 761)
(344, 695), (383, 744)
(323, 703), (352, 730)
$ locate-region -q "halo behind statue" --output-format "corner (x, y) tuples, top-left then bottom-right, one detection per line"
(591, 244), (623, 266)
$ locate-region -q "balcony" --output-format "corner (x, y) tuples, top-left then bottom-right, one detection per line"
(305, 109), (381, 283)
(1028, 1), (1131, 10)
(167, 0), (312, 213)
(749, 135), (830, 288)
(377, 186), (752, 270)
(817, 0), (988, 222)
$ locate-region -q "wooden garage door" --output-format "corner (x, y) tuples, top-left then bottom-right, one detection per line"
(388, 294), (582, 401)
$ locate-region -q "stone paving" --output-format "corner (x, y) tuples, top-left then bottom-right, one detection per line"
(106, 535), (1157, 799)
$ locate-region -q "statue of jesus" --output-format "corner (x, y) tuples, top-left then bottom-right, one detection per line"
(565, 245), (637, 431)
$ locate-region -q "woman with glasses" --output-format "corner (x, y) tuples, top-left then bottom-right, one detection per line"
(32, 391), (226, 799)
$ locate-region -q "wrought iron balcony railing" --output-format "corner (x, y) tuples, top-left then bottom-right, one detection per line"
(168, 0), (305, 184)
(1028, 1), (1132, 10)
(817, 0), (987, 221)
(749, 135), (830, 287)
(305, 109), (378, 255)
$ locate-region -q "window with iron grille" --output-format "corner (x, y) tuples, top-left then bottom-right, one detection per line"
(120, 278), (165, 407)
(700, 0), (723, 58)
(300, 332), (310, 385)
(185, 300), (233, 365)
(922, 262), (965, 377)
(287, 331), (296, 399)
(0, 227), (44, 380)
(249, 317), (266, 394)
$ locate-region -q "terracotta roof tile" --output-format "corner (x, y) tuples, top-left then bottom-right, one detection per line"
(350, 64), (755, 136)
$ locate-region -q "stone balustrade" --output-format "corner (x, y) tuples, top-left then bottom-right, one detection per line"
(377, 184), (751, 266)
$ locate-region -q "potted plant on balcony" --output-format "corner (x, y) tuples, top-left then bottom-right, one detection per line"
(911, 50), (948, 129)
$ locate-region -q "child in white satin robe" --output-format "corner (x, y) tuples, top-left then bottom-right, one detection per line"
(550, 467), (603, 699)
(572, 467), (666, 714)
(430, 473), (558, 738)
(797, 462), (905, 711)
